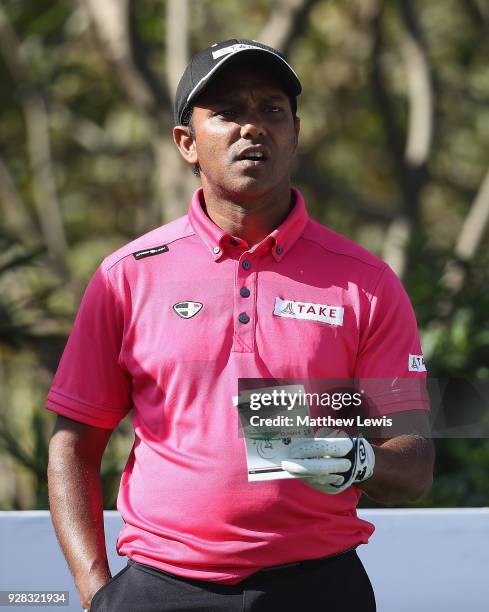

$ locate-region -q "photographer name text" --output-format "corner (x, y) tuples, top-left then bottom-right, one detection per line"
(249, 414), (393, 428)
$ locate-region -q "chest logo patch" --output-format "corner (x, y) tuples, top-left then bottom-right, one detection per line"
(173, 301), (203, 319)
(273, 297), (344, 326)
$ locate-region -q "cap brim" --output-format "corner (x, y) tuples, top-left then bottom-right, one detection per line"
(186, 48), (302, 109)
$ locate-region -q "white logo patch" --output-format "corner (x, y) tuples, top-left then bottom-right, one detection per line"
(273, 298), (344, 326)
(408, 354), (427, 372)
(173, 301), (203, 319)
(212, 43), (262, 60)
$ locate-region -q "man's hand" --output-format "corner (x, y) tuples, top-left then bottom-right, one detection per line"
(281, 429), (375, 494)
(78, 572), (111, 611)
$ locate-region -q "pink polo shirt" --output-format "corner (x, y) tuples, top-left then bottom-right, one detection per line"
(46, 188), (429, 584)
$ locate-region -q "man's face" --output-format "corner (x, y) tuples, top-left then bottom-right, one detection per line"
(177, 62), (300, 201)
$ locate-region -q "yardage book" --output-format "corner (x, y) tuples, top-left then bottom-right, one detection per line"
(234, 384), (313, 482)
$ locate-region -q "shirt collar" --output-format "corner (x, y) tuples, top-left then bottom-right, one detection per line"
(188, 187), (309, 262)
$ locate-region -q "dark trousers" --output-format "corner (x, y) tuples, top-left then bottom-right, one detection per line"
(90, 551), (376, 612)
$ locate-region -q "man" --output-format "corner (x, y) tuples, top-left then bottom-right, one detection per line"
(47, 39), (434, 611)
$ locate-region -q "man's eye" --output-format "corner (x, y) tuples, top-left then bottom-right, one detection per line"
(265, 106), (282, 113)
(215, 110), (236, 119)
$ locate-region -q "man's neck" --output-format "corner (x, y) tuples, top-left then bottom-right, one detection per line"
(199, 182), (294, 247)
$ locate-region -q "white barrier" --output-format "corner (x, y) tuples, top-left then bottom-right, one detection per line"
(1, 509), (488, 611)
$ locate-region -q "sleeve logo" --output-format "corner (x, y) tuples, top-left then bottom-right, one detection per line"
(408, 354), (427, 372)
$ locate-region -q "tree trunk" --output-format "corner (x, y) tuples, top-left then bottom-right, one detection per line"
(0, 6), (67, 272)
(0, 156), (39, 242)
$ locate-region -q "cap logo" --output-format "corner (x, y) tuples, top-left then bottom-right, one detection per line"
(212, 43), (263, 60)
(173, 301), (203, 319)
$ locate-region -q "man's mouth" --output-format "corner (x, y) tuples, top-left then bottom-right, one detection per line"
(235, 146), (269, 164)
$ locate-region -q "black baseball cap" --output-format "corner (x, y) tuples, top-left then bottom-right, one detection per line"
(174, 39), (302, 125)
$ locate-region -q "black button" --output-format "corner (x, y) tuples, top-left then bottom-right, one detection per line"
(240, 287), (250, 298)
(230, 238), (238, 246)
(242, 260), (251, 270)
(238, 313), (250, 324)
(275, 246), (283, 255)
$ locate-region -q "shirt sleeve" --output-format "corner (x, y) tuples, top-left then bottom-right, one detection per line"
(46, 263), (131, 429)
(354, 264), (430, 415)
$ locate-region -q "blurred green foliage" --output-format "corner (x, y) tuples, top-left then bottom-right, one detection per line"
(0, 0), (488, 509)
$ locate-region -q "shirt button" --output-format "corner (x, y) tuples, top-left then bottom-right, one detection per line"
(213, 246), (221, 255)
(238, 313), (250, 324)
(275, 246), (283, 255)
(240, 287), (250, 298)
(242, 260), (251, 270)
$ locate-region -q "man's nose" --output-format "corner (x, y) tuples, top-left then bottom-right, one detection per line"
(240, 116), (266, 140)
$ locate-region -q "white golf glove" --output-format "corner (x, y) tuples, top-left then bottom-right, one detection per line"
(281, 428), (375, 494)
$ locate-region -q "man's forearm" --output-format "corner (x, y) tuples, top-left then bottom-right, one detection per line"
(48, 429), (112, 609)
(357, 435), (435, 505)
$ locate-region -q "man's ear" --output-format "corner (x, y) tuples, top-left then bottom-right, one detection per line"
(293, 116), (300, 150)
(173, 125), (198, 165)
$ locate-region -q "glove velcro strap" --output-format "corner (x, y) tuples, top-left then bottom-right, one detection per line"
(330, 436), (373, 489)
